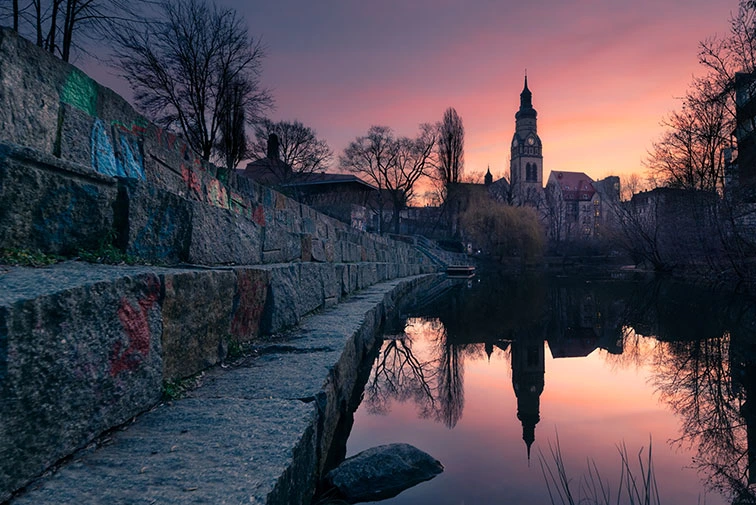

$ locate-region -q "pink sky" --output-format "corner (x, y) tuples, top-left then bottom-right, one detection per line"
(227, 0), (736, 184)
(82, 0), (738, 186)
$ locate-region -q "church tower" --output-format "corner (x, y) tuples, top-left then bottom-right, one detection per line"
(510, 76), (544, 207)
(511, 331), (545, 461)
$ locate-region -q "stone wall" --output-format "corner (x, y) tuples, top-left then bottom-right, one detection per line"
(0, 26), (432, 270)
(0, 26), (440, 501)
(0, 263), (440, 502)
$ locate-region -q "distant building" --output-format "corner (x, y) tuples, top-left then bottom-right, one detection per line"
(241, 133), (295, 186)
(545, 171), (620, 242)
(240, 134), (375, 231)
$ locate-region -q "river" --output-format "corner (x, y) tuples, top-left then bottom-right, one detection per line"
(345, 271), (756, 504)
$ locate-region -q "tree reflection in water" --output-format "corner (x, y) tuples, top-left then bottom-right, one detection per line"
(364, 318), (466, 429)
(359, 272), (756, 503)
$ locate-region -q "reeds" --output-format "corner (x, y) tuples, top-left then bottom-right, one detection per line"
(539, 432), (660, 505)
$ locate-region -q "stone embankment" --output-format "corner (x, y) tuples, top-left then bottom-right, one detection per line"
(4, 269), (441, 504)
(0, 26), (446, 502)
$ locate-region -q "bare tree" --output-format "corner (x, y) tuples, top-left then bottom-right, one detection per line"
(2, 0), (145, 62)
(215, 73), (251, 169)
(250, 119), (333, 179)
(617, 172), (652, 201)
(698, 0), (756, 120)
(340, 124), (436, 234)
(437, 107), (464, 186)
(112, 0), (272, 162)
(645, 80), (730, 192)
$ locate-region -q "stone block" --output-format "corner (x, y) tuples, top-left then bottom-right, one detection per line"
(321, 263), (339, 306)
(298, 263), (325, 316)
(324, 240), (335, 262)
(311, 237), (327, 262)
(188, 201), (262, 265)
(0, 29), (61, 155)
(301, 234), (313, 262)
(161, 270), (236, 380)
(0, 144), (117, 255)
(229, 267), (270, 343)
(262, 223), (302, 264)
(377, 262), (388, 281)
(116, 178), (191, 264)
(261, 265), (300, 334)
(346, 264), (359, 295)
(141, 124), (192, 197)
(358, 263), (379, 289)
(0, 272), (163, 501)
(57, 103), (94, 165)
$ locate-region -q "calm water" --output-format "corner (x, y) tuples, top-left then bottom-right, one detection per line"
(345, 272), (756, 505)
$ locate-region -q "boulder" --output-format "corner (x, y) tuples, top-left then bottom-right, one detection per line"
(326, 443), (443, 502)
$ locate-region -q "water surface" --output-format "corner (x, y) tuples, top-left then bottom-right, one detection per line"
(346, 272), (756, 504)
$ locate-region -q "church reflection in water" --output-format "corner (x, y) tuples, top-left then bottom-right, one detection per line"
(363, 272), (756, 504)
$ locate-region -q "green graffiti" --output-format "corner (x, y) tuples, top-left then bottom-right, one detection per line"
(61, 69), (97, 115)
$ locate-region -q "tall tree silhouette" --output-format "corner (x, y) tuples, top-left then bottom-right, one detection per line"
(113, 0), (272, 162)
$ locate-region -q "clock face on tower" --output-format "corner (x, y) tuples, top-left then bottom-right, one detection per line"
(527, 137), (535, 145)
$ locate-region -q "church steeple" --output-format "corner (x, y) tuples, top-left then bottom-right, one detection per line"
(516, 74), (537, 124)
(520, 75), (533, 110)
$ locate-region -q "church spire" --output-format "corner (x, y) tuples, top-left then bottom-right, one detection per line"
(520, 74), (533, 110)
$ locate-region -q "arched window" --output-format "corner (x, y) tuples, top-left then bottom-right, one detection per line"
(525, 163), (537, 182)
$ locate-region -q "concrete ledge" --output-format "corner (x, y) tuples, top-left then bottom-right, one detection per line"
(7, 273), (442, 505)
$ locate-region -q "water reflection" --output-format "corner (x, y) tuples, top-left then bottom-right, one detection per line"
(359, 272), (756, 504)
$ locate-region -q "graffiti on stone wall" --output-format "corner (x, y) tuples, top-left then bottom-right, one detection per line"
(110, 277), (160, 376)
(181, 163), (203, 200)
(90, 119), (145, 179)
(61, 69), (97, 116)
(206, 178), (229, 210)
(252, 205), (265, 226)
(230, 271), (268, 340)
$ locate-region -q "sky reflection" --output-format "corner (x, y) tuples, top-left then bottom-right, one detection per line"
(345, 275), (753, 504)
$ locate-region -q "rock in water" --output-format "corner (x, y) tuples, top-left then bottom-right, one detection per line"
(326, 443), (443, 502)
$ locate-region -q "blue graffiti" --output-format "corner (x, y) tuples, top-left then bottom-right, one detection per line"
(91, 118), (118, 177)
(90, 118), (145, 179)
(117, 135), (145, 179)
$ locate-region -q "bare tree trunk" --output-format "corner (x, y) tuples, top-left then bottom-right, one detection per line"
(33, 0), (43, 46)
(46, 0), (63, 55)
(62, 0), (77, 62)
(12, 0), (19, 31)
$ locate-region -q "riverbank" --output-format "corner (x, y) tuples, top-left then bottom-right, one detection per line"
(5, 272), (441, 504)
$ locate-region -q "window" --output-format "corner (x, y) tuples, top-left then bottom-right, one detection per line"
(525, 163), (537, 182)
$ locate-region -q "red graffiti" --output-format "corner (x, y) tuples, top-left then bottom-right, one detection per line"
(155, 127), (177, 150)
(117, 123), (146, 136)
(252, 205), (265, 226)
(110, 278), (160, 377)
(181, 164), (202, 199)
(230, 271), (267, 339)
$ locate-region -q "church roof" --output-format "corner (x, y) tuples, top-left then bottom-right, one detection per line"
(548, 171), (596, 201)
